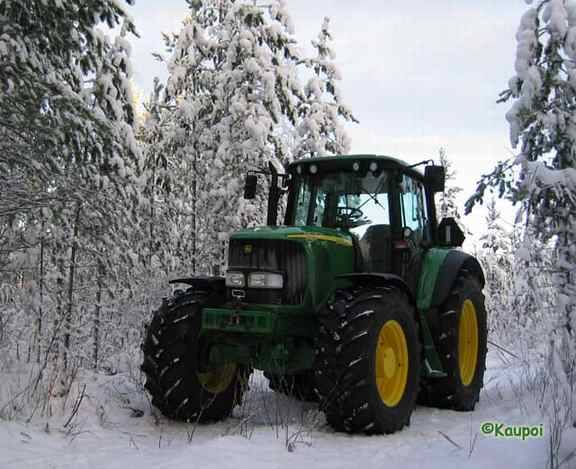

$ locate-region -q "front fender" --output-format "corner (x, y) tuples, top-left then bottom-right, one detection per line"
(169, 276), (226, 296)
(335, 273), (415, 306)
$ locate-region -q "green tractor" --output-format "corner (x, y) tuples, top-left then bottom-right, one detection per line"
(141, 154), (488, 434)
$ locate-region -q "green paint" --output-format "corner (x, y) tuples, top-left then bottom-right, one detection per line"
(207, 339), (315, 374)
(203, 308), (276, 334)
(415, 248), (452, 376)
(417, 248), (450, 311)
(203, 306), (317, 337)
(231, 225), (354, 314)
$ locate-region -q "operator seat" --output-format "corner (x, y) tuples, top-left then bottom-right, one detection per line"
(360, 224), (391, 273)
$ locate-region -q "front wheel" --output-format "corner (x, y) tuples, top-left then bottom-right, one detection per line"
(141, 292), (250, 422)
(314, 287), (421, 434)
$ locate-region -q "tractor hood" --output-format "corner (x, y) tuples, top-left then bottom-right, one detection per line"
(229, 225), (354, 310)
(230, 225), (353, 248)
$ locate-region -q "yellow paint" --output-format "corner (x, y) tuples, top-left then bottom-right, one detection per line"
(458, 299), (479, 386)
(375, 320), (409, 407)
(197, 363), (237, 394)
(287, 233), (352, 247)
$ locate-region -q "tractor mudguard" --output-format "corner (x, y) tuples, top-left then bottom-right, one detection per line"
(169, 276), (226, 296)
(429, 250), (485, 309)
(336, 273), (415, 305)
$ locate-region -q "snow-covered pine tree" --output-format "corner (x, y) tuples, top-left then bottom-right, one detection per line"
(467, 0), (576, 370)
(437, 148), (463, 221)
(296, 17), (357, 158)
(477, 198), (515, 339)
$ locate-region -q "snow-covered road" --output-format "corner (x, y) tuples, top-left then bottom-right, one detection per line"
(0, 352), (565, 469)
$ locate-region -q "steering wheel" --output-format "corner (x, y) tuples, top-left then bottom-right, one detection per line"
(336, 206), (365, 227)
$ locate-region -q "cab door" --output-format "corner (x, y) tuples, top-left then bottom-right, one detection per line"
(397, 174), (431, 293)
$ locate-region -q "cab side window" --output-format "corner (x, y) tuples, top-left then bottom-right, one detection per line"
(400, 175), (429, 242)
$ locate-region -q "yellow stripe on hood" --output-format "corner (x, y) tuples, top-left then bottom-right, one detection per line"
(287, 233), (353, 247)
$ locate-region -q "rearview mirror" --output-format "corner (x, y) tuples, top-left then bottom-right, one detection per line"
(425, 165), (445, 193)
(437, 217), (465, 247)
(244, 174), (258, 199)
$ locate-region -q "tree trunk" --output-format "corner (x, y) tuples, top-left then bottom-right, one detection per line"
(63, 204), (81, 370)
(36, 217), (45, 364)
(93, 263), (103, 370)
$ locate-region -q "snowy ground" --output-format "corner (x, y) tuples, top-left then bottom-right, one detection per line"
(0, 350), (571, 469)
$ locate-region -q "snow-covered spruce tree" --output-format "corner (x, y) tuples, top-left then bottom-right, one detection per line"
(159, 0), (304, 270)
(137, 79), (179, 273)
(437, 148), (463, 221)
(477, 198), (515, 340)
(0, 0), (139, 219)
(295, 17), (357, 158)
(466, 0), (576, 388)
(156, 1), (232, 275)
(510, 224), (558, 347)
(207, 0), (308, 254)
(0, 0), (143, 380)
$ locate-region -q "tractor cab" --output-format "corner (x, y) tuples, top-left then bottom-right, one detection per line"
(285, 156), (435, 277)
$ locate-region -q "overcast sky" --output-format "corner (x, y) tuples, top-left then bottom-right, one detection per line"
(126, 0), (528, 243)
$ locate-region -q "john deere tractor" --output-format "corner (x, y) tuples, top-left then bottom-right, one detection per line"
(141, 155), (487, 434)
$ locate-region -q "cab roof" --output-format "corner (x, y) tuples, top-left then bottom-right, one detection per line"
(287, 154), (425, 179)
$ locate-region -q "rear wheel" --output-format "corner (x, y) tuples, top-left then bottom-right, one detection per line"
(141, 291), (250, 422)
(314, 286), (420, 434)
(419, 272), (487, 410)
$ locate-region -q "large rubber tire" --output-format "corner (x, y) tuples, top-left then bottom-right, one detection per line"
(264, 370), (318, 402)
(141, 291), (250, 422)
(419, 272), (488, 410)
(314, 286), (421, 434)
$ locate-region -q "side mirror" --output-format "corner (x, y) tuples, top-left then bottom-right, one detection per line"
(425, 165), (445, 193)
(437, 217), (465, 247)
(244, 174), (258, 199)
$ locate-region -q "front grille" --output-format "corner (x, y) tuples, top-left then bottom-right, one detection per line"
(228, 239), (307, 305)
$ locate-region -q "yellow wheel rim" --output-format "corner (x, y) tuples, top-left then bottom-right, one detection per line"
(197, 363), (237, 394)
(458, 299), (479, 386)
(375, 320), (409, 407)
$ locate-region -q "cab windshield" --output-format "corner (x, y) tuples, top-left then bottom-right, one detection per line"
(290, 169), (391, 238)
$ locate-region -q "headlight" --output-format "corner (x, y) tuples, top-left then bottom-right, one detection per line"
(248, 272), (283, 289)
(225, 271), (245, 287)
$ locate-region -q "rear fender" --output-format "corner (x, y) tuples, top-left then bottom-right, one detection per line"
(417, 249), (485, 312)
(431, 251), (485, 308)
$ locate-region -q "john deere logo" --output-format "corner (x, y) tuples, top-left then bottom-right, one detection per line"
(243, 244), (253, 254)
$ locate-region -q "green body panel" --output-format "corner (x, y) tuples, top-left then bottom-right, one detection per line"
(207, 339), (315, 374)
(203, 308), (276, 334)
(203, 306), (316, 337)
(416, 248), (450, 311)
(415, 248), (451, 377)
